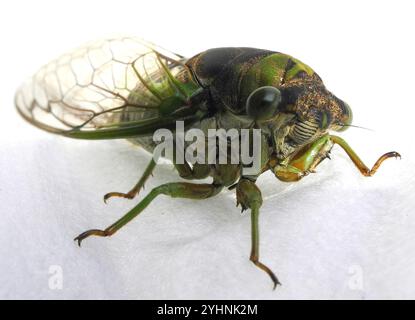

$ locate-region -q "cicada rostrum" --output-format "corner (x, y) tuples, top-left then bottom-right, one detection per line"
(15, 37), (400, 288)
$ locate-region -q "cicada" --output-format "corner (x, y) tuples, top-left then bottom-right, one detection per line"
(15, 37), (400, 289)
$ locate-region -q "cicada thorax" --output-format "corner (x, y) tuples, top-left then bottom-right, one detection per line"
(186, 48), (275, 113)
(186, 48), (322, 116)
(185, 48), (327, 163)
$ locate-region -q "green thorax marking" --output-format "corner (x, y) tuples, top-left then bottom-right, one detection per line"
(238, 53), (316, 107)
(284, 56), (315, 81)
(242, 53), (315, 88)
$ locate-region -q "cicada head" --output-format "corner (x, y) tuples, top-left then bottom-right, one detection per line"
(286, 85), (352, 130)
(268, 84), (353, 160)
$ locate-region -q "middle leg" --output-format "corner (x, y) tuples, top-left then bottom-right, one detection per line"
(236, 178), (281, 289)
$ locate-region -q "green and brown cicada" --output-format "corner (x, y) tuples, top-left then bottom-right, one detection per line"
(15, 37), (400, 288)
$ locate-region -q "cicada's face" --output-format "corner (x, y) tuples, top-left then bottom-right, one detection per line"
(273, 86), (353, 161)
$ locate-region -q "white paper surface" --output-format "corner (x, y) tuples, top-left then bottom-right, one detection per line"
(0, 124), (413, 299)
(1, 0), (415, 300)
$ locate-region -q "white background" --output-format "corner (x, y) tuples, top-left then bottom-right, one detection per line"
(0, 0), (414, 299)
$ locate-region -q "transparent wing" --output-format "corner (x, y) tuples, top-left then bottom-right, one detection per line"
(15, 37), (201, 138)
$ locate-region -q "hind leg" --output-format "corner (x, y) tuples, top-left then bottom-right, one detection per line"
(104, 151), (211, 203)
(103, 159), (156, 203)
(75, 181), (223, 245)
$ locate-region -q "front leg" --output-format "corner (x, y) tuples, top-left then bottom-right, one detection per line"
(236, 178), (280, 289)
(273, 134), (400, 181)
(329, 135), (400, 176)
(273, 135), (334, 181)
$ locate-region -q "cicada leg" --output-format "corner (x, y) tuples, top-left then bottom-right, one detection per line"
(273, 135), (334, 181)
(329, 135), (401, 176)
(75, 182), (223, 246)
(174, 162), (211, 180)
(236, 179), (281, 289)
(103, 144), (211, 203)
(103, 159), (157, 203)
(272, 134), (400, 181)
(171, 138), (211, 180)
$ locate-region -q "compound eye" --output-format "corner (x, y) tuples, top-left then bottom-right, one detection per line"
(337, 101), (353, 131)
(246, 86), (282, 121)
